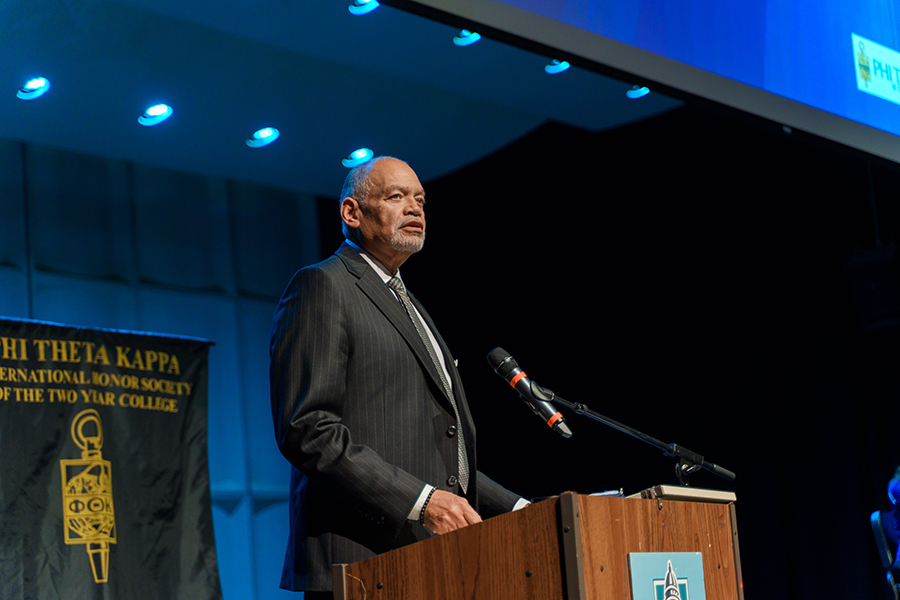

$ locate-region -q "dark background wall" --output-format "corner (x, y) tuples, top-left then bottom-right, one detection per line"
(357, 105), (899, 599)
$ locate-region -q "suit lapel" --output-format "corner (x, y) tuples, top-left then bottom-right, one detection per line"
(336, 244), (455, 409)
(409, 290), (476, 437)
(411, 290), (478, 491)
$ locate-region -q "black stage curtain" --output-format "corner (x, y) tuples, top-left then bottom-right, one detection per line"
(398, 106), (900, 600)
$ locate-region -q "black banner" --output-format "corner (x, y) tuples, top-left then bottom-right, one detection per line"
(0, 318), (221, 599)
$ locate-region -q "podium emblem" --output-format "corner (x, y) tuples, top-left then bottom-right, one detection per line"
(628, 552), (705, 600)
(60, 409), (117, 583)
(655, 560), (688, 600)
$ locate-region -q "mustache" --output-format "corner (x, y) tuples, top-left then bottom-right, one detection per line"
(398, 218), (424, 229)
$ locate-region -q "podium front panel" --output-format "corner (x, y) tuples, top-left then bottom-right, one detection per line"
(579, 495), (741, 599)
(337, 498), (564, 600)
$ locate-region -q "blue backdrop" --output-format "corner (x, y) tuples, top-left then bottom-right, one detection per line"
(499, 0), (900, 137)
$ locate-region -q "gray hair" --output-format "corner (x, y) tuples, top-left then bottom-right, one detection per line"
(339, 156), (406, 206)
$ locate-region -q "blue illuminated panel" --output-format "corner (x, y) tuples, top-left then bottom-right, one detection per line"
(496, 0), (900, 140)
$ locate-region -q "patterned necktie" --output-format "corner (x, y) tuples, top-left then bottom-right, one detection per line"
(387, 277), (469, 493)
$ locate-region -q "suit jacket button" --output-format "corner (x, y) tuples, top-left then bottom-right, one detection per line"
(446, 425), (457, 438)
(447, 475), (458, 487)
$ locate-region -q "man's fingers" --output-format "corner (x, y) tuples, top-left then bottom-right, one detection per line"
(463, 504), (481, 525)
(423, 489), (482, 534)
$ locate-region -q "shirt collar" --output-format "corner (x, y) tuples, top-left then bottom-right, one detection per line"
(345, 239), (401, 285)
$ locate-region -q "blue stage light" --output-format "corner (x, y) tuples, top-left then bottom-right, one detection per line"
(342, 148), (373, 168)
(626, 85), (650, 99)
(544, 60), (570, 74)
(453, 30), (482, 46)
(138, 104), (173, 126)
(348, 0), (379, 15)
(246, 127), (280, 148)
(17, 77), (51, 100)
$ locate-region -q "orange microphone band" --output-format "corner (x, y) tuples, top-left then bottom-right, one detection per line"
(547, 412), (563, 428)
(509, 371), (527, 387)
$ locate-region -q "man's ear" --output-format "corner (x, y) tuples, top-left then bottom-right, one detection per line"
(340, 197), (361, 229)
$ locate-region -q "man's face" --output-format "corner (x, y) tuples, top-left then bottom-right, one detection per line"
(354, 159), (426, 259)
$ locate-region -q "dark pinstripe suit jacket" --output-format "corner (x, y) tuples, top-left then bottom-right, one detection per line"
(270, 243), (520, 592)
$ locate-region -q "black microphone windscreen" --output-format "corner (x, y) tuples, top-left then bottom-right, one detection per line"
(486, 347), (518, 379)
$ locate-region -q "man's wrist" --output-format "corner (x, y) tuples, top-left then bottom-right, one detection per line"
(408, 484), (436, 521)
(419, 487), (437, 525)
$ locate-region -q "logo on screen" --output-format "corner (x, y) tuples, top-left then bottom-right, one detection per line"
(853, 33), (900, 105)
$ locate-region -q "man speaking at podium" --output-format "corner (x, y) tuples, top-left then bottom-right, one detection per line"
(270, 157), (526, 598)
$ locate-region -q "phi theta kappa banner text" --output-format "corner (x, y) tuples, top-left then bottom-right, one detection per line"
(0, 318), (222, 600)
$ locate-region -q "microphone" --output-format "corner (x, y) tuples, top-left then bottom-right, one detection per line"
(487, 348), (572, 438)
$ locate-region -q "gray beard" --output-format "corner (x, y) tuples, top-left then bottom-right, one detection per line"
(390, 230), (425, 253)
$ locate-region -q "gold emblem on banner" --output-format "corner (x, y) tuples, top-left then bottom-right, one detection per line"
(857, 41), (871, 87)
(60, 409), (116, 583)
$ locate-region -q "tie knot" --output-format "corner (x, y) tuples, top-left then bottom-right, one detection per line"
(387, 277), (405, 295)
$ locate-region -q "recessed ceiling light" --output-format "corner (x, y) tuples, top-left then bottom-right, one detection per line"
(246, 127), (280, 148)
(453, 30), (482, 46)
(17, 77), (50, 100)
(342, 148), (373, 168)
(626, 86), (650, 99)
(348, 0), (379, 15)
(138, 104), (173, 126)
(544, 60), (570, 74)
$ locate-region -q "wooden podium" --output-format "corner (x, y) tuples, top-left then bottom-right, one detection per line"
(334, 492), (743, 600)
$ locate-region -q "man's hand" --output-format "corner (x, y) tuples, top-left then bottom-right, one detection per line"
(422, 490), (482, 534)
